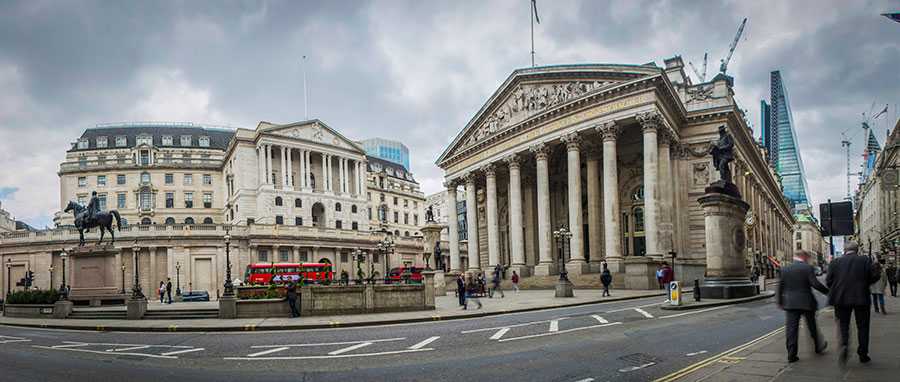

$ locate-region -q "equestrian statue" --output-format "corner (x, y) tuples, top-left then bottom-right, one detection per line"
(63, 191), (122, 246)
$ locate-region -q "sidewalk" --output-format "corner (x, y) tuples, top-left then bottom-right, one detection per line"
(0, 288), (669, 332)
(662, 294), (900, 381)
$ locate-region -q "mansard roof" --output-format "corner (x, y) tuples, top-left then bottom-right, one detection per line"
(70, 122), (236, 152)
(367, 155), (417, 183)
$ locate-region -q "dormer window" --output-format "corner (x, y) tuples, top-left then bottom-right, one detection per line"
(140, 172), (151, 184)
(77, 139), (89, 149)
(180, 135), (192, 146)
(198, 136), (210, 147)
(162, 135), (173, 146)
(115, 136), (127, 147)
(136, 135), (152, 146)
(96, 136), (108, 148)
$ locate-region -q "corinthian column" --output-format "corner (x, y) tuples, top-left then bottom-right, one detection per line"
(465, 173), (480, 272)
(506, 154), (528, 276)
(445, 181), (462, 272)
(562, 132), (588, 275)
(265, 144), (273, 186)
(658, 129), (675, 255)
(597, 122), (623, 273)
(531, 143), (555, 276)
(485, 164), (500, 268)
(585, 145), (603, 272)
(638, 111), (661, 259)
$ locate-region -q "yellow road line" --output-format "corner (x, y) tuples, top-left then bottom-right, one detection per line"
(654, 326), (785, 382)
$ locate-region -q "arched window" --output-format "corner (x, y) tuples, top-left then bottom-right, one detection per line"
(202, 217), (213, 224)
(141, 218), (152, 225)
(275, 196), (283, 206)
(351, 205), (357, 213)
(184, 217), (195, 225)
(404, 231), (410, 237)
(294, 198), (302, 208)
(394, 229), (400, 236)
(164, 217), (175, 225)
(335, 203), (342, 212)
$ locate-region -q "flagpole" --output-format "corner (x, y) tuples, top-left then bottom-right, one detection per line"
(302, 55), (309, 120)
(530, 2), (535, 67)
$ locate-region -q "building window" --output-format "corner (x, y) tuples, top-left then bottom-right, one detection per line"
(162, 136), (173, 146)
(78, 156), (87, 169)
(795, 232), (802, 240)
(199, 136), (210, 147)
(335, 203), (342, 212)
(184, 192), (193, 208)
(294, 198), (302, 208)
(394, 229), (400, 236)
(300, 251), (309, 262)
(77, 194), (87, 205)
(276, 215), (284, 225)
(140, 150), (150, 166)
(405, 231), (410, 237)
(140, 172), (151, 184)
(180, 135), (192, 146)
(96, 175), (106, 187)
(380, 193), (385, 202)
(165, 173), (173, 184)
(117, 193), (126, 208)
(203, 174), (212, 185)
(368, 208), (372, 220)
(97, 194), (107, 211)
(164, 217), (175, 225)
(413, 201), (418, 209)
(351, 205), (357, 213)
(136, 135), (152, 146)
(295, 217), (303, 226)
(247, 218), (255, 225)
(96, 136), (107, 148)
(117, 174), (126, 185)
(78, 176), (87, 187)
(165, 192), (174, 208)
(141, 218), (152, 225)
(404, 213), (409, 225)
(404, 199), (408, 208)
(279, 249), (290, 262)
(352, 222), (358, 230)
(203, 217), (213, 224)
(258, 250), (268, 262)
(184, 217), (195, 224)
(394, 211), (399, 223)
(77, 139), (89, 149)
(275, 196), (283, 206)
(140, 191), (152, 210)
(203, 193), (212, 208)
(183, 174), (193, 185)
(796, 242), (802, 250)
(367, 192), (371, 201)
(115, 136), (127, 147)
(393, 197), (398, 205)
(335, 220), (342, 229)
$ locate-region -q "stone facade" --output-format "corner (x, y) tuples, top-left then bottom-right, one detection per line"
(436, 58), (795, 286)
(856, 119), (900, 262)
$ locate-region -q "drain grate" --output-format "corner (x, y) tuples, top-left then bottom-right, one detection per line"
(618, 353), (660, 366)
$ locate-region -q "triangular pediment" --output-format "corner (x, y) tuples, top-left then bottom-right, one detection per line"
(258, 119), (365, 154)
(437, 64), (660, 166)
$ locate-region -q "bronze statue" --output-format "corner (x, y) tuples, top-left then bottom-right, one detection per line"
(425, 205), (435, 223)
(709, 125), (735, 184)
(64, 194), (122, 246)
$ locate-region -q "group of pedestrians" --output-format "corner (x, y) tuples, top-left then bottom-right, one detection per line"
(777, 242), (890, 366)
(156, 278), (174, 304)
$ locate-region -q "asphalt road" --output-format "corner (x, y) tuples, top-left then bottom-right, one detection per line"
(0, 294), (783, 382)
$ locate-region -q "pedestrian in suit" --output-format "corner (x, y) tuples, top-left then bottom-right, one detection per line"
(885, 263), (897, 297)
(826, 241), (880, 364)
(165, 278), (173, 304)
(600, 263), (612, 297)
(777, 250), (829, 363)
(286, 282), (300, 318)
(456, 274), (466, 307)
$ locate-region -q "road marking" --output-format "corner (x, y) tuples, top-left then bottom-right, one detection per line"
(224, 348), (432, 360)
(247, 347), (290, 357)
(462, 317), (570, 333)
(499, 322), (622, 342)
(0, 335), (31, 344)
(107, 345), (149, 352)
(549, 319), (559, 332)
(607, 302), (659, 313)
(51, 342), (91, 348)
(653, 327), (785, 382)
(490, 328), (510, 340)
(408, 336), (440, 350)
(619, 362), (656, 372)
(686, 350), (708, 357)
(160, 348), (205, 356)
(591, 315), (608, 324)
(328, 342), (372, 355)
(634, 308), (654, 318)
(249, 337), (405, 348)
(33, 345), (178, 359)
(658, 306), (727, 319)
(574, 379), (595, 382)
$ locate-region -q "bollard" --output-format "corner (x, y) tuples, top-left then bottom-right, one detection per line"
(694, 279), (701, 302)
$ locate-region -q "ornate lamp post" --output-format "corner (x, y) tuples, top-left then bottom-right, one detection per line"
(222, 227), (234, 297)
(352, 248), (365, 285)
(48, 265), (54, 290)
(553, 227), (574, 297)
(120, 264), (126, 294)
(59, 250), (68, 300)
(131, 241), (144, 299)
(175, 262), (182, 296)
(375, 230), (396, 284)
(5, 259), (11, 298)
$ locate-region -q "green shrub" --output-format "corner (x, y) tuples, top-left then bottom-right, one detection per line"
(7, 289), (59, 304)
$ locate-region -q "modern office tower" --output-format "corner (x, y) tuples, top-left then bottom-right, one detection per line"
(761, 70), (811, 212)
(360, 138), (410, 171)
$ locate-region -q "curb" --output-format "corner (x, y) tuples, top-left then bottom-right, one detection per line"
(1, 291), (671, 333)
(659, 290), (775, 311)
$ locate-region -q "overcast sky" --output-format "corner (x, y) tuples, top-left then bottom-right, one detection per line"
(0, 0), (898, 229)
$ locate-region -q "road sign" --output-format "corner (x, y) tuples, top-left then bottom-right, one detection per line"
(669, 281), (681, 306)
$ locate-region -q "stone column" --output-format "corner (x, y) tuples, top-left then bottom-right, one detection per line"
(286, 147), (294, 190)
(638, 111), (661, 259)
(658, 130), (675, 256)
(585, 146), (603, 272)
(464, 173), (480, 272)
(531, 143), (555, 276)
(321, 153), (330, 192)
(338, 157), (345, 194)
(445, 181), (462, 272)
(598, 122), (624, 273)
(265, 144), (273, 185)
(257, 145), (265, 187)
(562, 132), (588, 274)
(280, 146), (288, 188)
(149, 247), (157, 290)
(484, 164), (500, 268)
(506, 154), (528, 276)
(115, 251), (123, 294)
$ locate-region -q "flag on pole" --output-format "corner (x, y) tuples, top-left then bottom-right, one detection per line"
(883, 12), (900, 23)
(532, 0), (540, 24)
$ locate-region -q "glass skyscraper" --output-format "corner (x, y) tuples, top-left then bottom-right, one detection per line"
(360, 138), (411, 171)
(760, 70), (811, 212)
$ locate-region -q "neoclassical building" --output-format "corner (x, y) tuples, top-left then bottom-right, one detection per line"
(437, 58), (795, 287)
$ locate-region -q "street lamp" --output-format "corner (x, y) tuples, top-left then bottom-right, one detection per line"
(375, 230), (396, 284)
(175, 262), (182, 296)
(222, 227), (234, 297)
(5, 259), (10, 298)
(352, 248), (365, 285)
(120, 264), (126, 294)
(553, 227), (572, 282)
(131, 242), (144, 299)
(48, 265), (54, 290)
(59, 250), (68, 300)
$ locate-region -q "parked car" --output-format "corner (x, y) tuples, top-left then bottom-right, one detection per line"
(181, 291), (210, 302)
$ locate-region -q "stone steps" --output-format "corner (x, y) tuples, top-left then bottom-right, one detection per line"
(143, 308), (219, 320)
(69, 310), (126, 320)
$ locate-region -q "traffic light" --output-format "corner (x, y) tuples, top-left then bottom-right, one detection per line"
(24, 270), (34, 288)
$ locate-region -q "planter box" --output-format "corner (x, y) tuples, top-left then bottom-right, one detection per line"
(3, 304), (55, 318)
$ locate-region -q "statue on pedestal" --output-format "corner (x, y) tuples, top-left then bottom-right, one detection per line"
(425, 205), (435, 223)
(706, 125), (740, 197)
(63, 191), (122, 246)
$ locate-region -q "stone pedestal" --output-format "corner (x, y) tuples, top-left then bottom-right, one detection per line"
(698, 187), (757, 299)
(431, 270), (446, 297)
(533, 262), (558, 276)
(625, 257), (660, 290)
(555, 278), (574, 298)
(126, 297), (148, 320)
(52, 300), (73, 319)
(218, 295), (237, 319)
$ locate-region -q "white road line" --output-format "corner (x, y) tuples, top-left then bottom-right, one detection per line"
(462, 317), (570, 333)
(686, 350), (708, 357)
(618, 362), (656, 372)
(607, 302), (660, 313)
(549, 319), (559, 332)
(489, 328), (510, 340)
(328, 342), (372, 355)
(247, 346), (290, 357)
(574, 378), (595, 382)
(51, 343), (90, 348)
(249, 337), (405, 348)
(107, 346), (150, 352)
(591, 315), (608, 324)
(33, 345), (178, 360)
(160, 348), (205, 356)
(224, 348), (433, 361)
(0, 339), (31, 344)
(659, 306), (727, 319)
(498, 322), (622, 342)
(408, 336), (440, 350)
(634, 308), (654, 318)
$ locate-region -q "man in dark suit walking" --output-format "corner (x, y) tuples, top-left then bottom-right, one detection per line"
(827, 241), (880, 365)
(777, 250), (829, 363)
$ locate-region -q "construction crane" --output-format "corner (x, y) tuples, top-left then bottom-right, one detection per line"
(688, 52), (708, 83)
(719, 18), (748, 76)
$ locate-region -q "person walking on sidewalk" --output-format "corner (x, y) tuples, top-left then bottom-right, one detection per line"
(456, 274), (466, 307)
(777, 250), (829, 363)
(464, 276), (482, 310)
(871, 258), (887, 314)
(885, 262), (897, 297)
(600, 263), (612, 297)
(165, 278), (173, 304)
(511, 271), (520, 293)
(286, 281), (300, 318)
(656, 265), (664, 290)
(157, 281), (165, 304)
(491, 268), (504, 298)
(827, 241), (880, 364)
(660, 262), (674, 301)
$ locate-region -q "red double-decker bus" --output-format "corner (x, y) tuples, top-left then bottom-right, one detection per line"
(244, 263), (334, 285)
